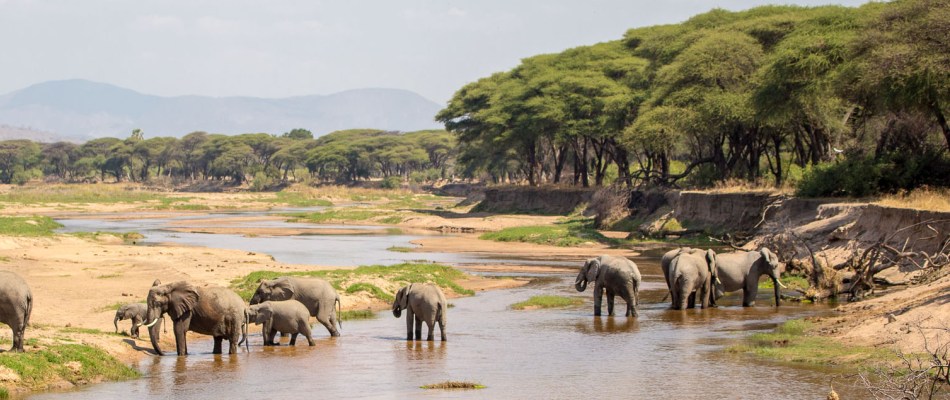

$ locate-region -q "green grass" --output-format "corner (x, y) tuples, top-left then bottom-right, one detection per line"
(339, 309), (377, 320)
(284, 209), (385, 223)
(511, 295), (583, 310)
(378, 215), (404, 224)
(421, 381), (485, 390)
(346, 283), (394, 302)
(59, 327), (120, 336)
(0, 344), (139, 390)
(0, 216), (62, 236)
(759, 275), (811, 291)
(387, 246), (415, 253)
(95, 274), (122, 279)
(0, 185), (181, 205)
(231, 263), (473, 302)
(0, 386), (7, 399)
(479, 217), (614, 247)
(728, 319), (894, 366)
(274, 191), (334, 207)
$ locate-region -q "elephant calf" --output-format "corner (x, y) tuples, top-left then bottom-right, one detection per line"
(0, 270), (32, 352)
(114, 302), (148, 338)
(575, 255), (641, 317)
(392, 283), (447, 341)
(246, 300), (314, 346)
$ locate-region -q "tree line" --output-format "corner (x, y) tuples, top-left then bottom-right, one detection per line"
(436, 0), (950, 193)
(0, 128), (456, 186)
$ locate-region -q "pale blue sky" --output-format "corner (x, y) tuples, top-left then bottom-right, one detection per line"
(0, 0), (870, 104)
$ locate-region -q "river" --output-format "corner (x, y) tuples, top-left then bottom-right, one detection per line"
(33, 212), (861, 399)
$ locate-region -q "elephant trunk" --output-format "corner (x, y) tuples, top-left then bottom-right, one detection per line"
(392, 304), (402, 318)
(146, 308), (164, 355)
(114, 314), (120, 334)
(241, 309), (249, 351)
(574, 273), (588, 292)
(772, 277), (782, 307)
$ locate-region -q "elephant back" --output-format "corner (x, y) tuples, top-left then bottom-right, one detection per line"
(188, 286), (246, 337)
(287, 277), (338, 316)
(0, 271), (31, 310)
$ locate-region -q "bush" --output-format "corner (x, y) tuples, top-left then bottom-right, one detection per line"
(797, 151), (950, 197)
(381, 176), (402, 189)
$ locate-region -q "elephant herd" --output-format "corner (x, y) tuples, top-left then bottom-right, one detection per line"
(0, 247), (780, 355)
(0, 271), (447, 355)
(575, 247), (785, 317)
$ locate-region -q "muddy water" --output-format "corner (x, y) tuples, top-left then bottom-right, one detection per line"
(39, 214), (865, 398)
(35, 274), (862, 399)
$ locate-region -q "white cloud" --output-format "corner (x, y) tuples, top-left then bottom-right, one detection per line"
(195, 16), (243, 35)
(132, 15), (185, 32)
(447, 7), (467, 17)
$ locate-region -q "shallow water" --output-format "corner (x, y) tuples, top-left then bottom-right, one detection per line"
(39, 213), (865, 399)
(34, 275), (863, 399)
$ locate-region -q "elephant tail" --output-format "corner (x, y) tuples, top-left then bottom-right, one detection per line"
(240, 309), (249, 351)
(335, 296), (342, 331)
(24, 292), (32, 327)
(437, 302), (446, 327)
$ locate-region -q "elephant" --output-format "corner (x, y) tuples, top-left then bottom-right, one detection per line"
(668, 248), (718, 310)
(244, 300), (314, 347)
(392, 283), (447, 341)
(250, 276), (341, 337)
(574, 255), (641, 317)
(113, 302), (148, 338)
(0, 271), (32, 352)
(143, 280), (247, 356)
(714, 248), (786, 307)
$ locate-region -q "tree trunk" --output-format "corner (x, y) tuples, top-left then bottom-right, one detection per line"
(931, 100), (950, 152)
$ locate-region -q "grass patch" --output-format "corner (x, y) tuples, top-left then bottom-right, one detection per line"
(339, 309), (377, 320)
(95, 274), (122, 279)
(284, 209), (384, 223)
(274, 190), (334, 207)
(511, 295), (583, 310)
(875, 187), (950, 212)
(728, 319), (894, 366)
(421, 381), (485, 390)
(759, 275), (810, 291)
(378, 215), (404, 224)
(70, 231), (144, 242)
(346, 283), (394, 302)
(231, 263), (473, 302)
(59, 327), (118, 336)
(0, 216), (62, 236)
(0, 184), (180, 205)
(479, 217), (614, 247)
(387, 246), (415, 253)
(0, 343), (139, 390)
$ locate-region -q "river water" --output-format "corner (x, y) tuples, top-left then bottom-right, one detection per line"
(34, 213), (863, 399)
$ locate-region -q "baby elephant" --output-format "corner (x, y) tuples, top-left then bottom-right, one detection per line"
(392, 283), (447, 341)
(113, 303), (148, 338)
(246, 300), (314, 346)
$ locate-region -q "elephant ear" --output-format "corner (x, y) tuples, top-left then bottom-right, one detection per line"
(760, 248), (773, 264)
(706, 249), (720, 283)
(585, 258), (602, 283)
(399, 284), (413, 309)
(152, 279), (162, 287)
(168, 282), (199, 320)
(273, 278), (296, 300)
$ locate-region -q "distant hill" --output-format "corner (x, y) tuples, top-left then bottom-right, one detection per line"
(0, 79), (444, 140)
(0, 124), (75, 143)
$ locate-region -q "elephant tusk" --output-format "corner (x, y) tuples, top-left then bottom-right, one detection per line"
(142, 318), (160, 328)
(715, 277), (722, 285)
(776, 279), (787, 289)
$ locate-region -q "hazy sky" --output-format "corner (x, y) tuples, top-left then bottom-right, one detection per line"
(0, 0), (870, 104)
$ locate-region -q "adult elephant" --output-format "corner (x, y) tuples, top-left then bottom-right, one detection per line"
(574, 255), (641, 317)
(714, 248), (786, 307)
(250, 276), (341, 337)
(392, 283), (447, 341)
(143, 280), (247, 356)
(668, 249), (718, 310)
(0, 271), (32, 352)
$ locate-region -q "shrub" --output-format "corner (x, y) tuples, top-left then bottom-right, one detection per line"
(797, 151), (950, 197)
(381, 176), (402, 189)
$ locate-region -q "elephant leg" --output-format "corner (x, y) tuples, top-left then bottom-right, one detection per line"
(699, 281), (710, 309)
(687, 292), (696, 309)
(742, 283), (758, 307)
(316, 309), (340, 337)
(606, 288), (616, 316)
(173, 319), (190, 356)
(593, 283), (604, 316)
(414, 315), (423, 340)
(302, 324), (314, 346)
(425, 318), (435, 341)
(289, 333), (298, 346)
(405, 309), (414, 340)
(438, 312), (446, 342)
(131, 320), (141, 339)
(269, 329), (281, 346)
(212, 337), (223, 354)
(12, 317), (24, 352)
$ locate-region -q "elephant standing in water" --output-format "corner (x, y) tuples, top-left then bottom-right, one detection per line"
(392, 283), (447, 341)
(714, 248), (786, 307)
(575, 255), (641, 317)
(668, 249), (718, 310)
(244, 300), (314, 346)
(143, 280), (247, 356)
(113, 302), (148, 338)
(250, 276), (341, 337)
(0, 271), (32, 352)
